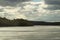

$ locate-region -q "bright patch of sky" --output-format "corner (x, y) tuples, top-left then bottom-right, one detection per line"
(33, 0), (41, 2)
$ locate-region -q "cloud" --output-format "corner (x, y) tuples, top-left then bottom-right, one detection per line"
(20, 1), (60, 22)
(0, 1), (45, 20)
(0, 6), (27, 20)
(6, 0), (31, 2)
(0, 1), (60, 22)
(36, 10), (60, 22)
(44, 5), (60, 10)
(0, 0), (31, 6)
(0, 0), (31, 19)
(45, 0), (60, 5)
(44, 0), (60, 10)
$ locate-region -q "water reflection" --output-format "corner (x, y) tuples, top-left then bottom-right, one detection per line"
(0, 26), (60, 40)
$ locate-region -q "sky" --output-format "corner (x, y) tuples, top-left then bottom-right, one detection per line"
(33, 0), (40, 2)
(0, 0), (60, 22)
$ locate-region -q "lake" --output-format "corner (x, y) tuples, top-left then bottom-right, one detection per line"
(0, 26), (60, 40)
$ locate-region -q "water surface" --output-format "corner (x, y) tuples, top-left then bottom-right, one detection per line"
(0, 26), (60, 40)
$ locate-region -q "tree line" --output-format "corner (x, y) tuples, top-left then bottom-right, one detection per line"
(0, 17), (33, 26)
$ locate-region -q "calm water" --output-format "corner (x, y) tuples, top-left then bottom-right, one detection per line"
(0, 26), (60, 40)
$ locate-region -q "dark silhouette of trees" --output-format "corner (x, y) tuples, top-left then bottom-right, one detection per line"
(0, 17), (33, 26)
(0, 17), (60, 26)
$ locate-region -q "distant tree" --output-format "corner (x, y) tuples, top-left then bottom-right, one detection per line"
(0, 17), (33, 26)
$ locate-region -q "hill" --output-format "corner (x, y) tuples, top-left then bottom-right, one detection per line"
(31, 21), (60, 26)
(0, 17), (33, 26)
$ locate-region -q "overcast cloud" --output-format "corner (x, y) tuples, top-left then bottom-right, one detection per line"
(44, 0), (60, 10)
(0, 0), (60, 22)
(0, 0), (31, 6)
(45, 0), (60, 5)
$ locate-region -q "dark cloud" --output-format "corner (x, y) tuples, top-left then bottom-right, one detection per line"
(44, 5), (60, 10)
(6, 0), (31, 2)
(0, 0), (31, 6)
(45, 0), (60, 5)
(44, 0), (60, 10)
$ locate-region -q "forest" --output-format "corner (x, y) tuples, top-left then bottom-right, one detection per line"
(0, 17), (33, 26)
